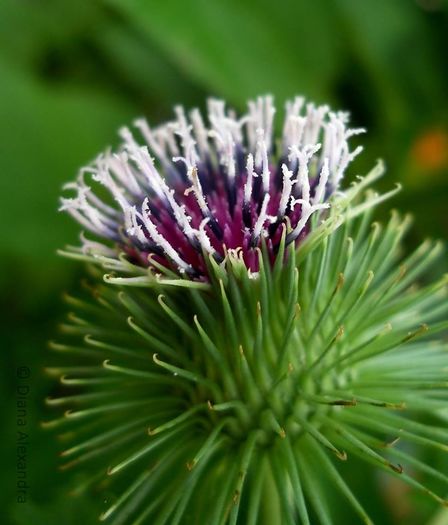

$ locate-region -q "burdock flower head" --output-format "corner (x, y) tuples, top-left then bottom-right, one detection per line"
(49, 96), (448, 525)
(59, 96), (366, 280)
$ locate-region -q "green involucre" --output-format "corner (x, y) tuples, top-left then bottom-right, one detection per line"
(48, 175), (448, 525)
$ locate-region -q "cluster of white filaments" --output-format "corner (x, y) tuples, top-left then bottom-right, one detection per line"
(60, 96), (365, 278)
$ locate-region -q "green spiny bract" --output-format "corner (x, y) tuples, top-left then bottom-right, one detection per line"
(48, 188), (448, 525)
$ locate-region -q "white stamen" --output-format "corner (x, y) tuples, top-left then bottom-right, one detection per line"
(190, 108), (210, 157)
(139, 198), (191, 273)
(333, 145), (363, 187)
(279, 164), (294, 217)
(174, 106), (199, 166)
(207, 99), (242, 181)
(91, 162), (133, 213)
(196, 218), (215, 255)
(282, 96), (305, 149)
(244, 154), (257, 204)
(59, 186), (117, 239)
(261, 139), (270, 193)
(320, 112), (365, 187)
(303, 104), (329, 146)
(134, 118), (169, 163)
(247, 95), (276, 152)
(65, 176), (116, 218)
(252, 194), (275, 241)
(108, 152), (142, 196)
(79, 232), (116, 257)
(155, 123), (180, 157)
(159, 185), (196, 240)
(174, 151), (210, 218)
(313, 158), (330, 205)
(289, 143), (321, 204)
(119, 128), (166, 199)
(254, 129), (270, 193)
(285, 116), (307, 150)
(125, 206), (148, 245)
(289, 200), (329, 241)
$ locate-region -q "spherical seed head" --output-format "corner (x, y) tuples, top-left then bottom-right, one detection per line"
(60, 96), (365, 279)
(51, 96), (448, 524)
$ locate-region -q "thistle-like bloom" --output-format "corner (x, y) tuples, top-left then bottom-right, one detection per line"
(50, 96), (448, 525)
(60, 97), (364, 279)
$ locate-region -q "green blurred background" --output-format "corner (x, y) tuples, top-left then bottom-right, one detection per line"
(1, 1), (447, 523)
